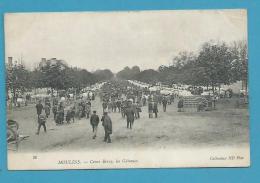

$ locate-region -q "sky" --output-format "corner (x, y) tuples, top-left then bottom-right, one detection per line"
(4, 9), (247, 73)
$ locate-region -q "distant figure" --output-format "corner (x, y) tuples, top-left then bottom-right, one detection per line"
(45, 98), (51, 108)
(90, 111), (100, 139)
(101, 112), (112, 143)
(36, 113), (47, 135)
(178, 98), (184, 112)
(108, 101), (112, 113)
(85, 103), (91, 119)
(70, 106), (76, 122)
(44, 104), (50, 118)
(78, 104), (83, 120)
(56, 104), (64, 124)
(162, 97), (167, 112)
(66, 107), (75, 124)
(136, 102), (142, 118)
(52, 104), (58, 120)
(116, 100), (121, 112)
(153, 102), (158, 118)
(148, 102), (153, 118)
(142, 96), (146, 106)
(25, 94), (30, 106)
(36, 100), (43, 118)
(170, 94), (175, 104)
(132, 102), (138, 119)
(112, 101), (117, 112)
(212, 94), (217, 109)
(102, 101), (108, 113)
(121, 101), (126, 118)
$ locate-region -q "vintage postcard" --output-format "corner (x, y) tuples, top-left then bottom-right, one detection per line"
(5, 10), (249, 170)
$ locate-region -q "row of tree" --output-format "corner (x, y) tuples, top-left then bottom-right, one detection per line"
(6, 39), (248, 101)
(117, 40), (248, 93)
(6, 58), (114, 100)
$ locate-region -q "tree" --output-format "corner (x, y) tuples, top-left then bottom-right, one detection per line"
(196, 41), (233, 92)
(94, 69), (114, 81)
(38, 59), (72, 92)
(70, 68), (98, 92)
(157, 52), (197, 86)
(6, 63), (30, 104)
(131, 66), (141, 76)
(230, 40), (248, 93)
(173, 51), (196, 70)
(133, 69), (159, 84)
(116, 66), (141, 79)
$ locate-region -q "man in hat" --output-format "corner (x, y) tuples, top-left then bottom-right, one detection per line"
(36, 100), (43, 119)
(101, 111), (112, 143)
(125, 103), (135, 129)
(90, 110), (100, 139)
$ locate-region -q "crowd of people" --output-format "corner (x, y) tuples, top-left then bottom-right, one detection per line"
(34, 80), (178, 143)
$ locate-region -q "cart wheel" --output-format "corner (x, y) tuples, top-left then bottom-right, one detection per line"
(7, 127), (19, 150)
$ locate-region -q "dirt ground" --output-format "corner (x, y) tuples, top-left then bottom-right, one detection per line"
(7, 97), (249, 153)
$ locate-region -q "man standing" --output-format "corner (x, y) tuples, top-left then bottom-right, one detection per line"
(136, 101), (142, 118)
(90, 111), (100, 139)
(148, 101), (153, 118)
(125, 103), (135, 129)
(57, 103), (65, 124)
(142, 96), (146, 106)
(162, 97), (167, 112)
(116, 99), (121, 112)
(132, 102), (138, 119)
(178, 97), (184, 112)
(85, 102), (91, 119)
(153, 102), (158, 118)
(101, 112), (112, 143)
(36, 100), (43, 119)
(44, 104), (50, 118)
(36, 113), (47, 135)
(102, 100), (108, 113)
(52, 104), (58, 120)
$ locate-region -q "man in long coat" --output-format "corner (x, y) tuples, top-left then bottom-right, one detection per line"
(90, 111), (100, 139)
(101, 112), (112, 143)
(125, 104), (135, 129)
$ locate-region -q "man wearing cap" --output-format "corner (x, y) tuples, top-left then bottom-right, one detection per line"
(90, 110), (100, 139)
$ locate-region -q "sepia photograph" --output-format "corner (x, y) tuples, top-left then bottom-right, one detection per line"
(5, 10), (249, 170)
